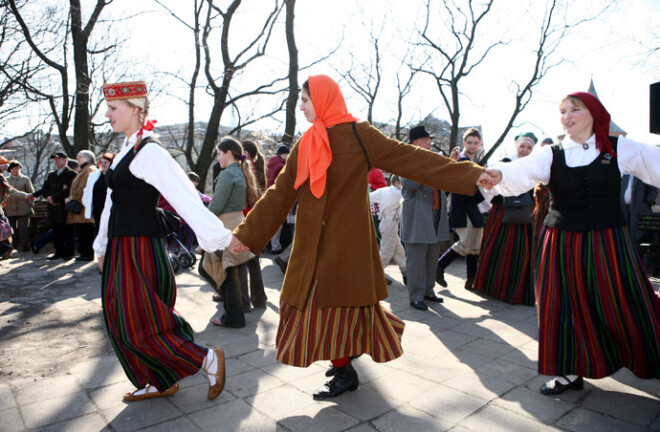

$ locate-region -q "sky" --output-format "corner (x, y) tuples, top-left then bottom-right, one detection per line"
(7, 0), (660, 159)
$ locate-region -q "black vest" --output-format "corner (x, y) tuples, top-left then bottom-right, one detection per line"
(544, 138), (626, 232)
(107, 138), (167, 238)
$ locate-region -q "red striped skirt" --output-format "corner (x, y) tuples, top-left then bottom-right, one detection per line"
(474, 203), (535, 305)
(276, 283), (405, 367)
(535, 226), (660, 379)
(102, 236), (208, 392)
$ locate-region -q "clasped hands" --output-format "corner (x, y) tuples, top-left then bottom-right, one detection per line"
(227, 235), (249, 255)
(477, 169), (502, 190)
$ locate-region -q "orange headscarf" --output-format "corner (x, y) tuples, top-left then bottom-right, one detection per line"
(294, 75), (358, 198)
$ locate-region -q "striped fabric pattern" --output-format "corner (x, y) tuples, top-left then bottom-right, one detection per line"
(102, 236), (208, 392)
(535, 226), (660, 379)
(276, 283), (405, 367)
(474, 203), (535, 305)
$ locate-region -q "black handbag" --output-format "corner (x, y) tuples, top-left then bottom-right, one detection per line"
(501, 192), (533, 224)
(157, 208), (181, 235)
(64, 200), (83, 214)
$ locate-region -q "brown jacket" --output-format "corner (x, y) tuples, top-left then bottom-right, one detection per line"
(5, 173), (34, 217)
(233, 121), (483, 309)
(66, 164), (96, 224)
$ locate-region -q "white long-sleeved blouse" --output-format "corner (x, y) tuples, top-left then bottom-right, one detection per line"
(92, 130), (233, 255)
(489, 134), (660, 198)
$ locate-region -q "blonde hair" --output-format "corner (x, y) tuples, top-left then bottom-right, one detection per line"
(125, 97), (150, 125)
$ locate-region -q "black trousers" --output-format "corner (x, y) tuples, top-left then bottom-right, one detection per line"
(75, 223), (95, 258)
(52, 222), (75, 257)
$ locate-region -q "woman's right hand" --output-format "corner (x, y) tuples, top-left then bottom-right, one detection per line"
(227, 235), (249, 254)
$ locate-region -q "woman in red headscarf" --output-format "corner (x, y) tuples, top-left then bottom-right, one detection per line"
(485, 92), (660, 395)
(231, 75), (489, 399)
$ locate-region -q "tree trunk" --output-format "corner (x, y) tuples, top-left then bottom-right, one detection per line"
(69, 0), (90, 156)
(282, 0), (298, 146)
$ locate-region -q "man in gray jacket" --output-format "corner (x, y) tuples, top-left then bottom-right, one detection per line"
(401, 126), (450, 310)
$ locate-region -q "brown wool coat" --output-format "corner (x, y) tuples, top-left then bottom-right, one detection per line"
(66, 164), (96, 225)
(233, 121), (483, 310)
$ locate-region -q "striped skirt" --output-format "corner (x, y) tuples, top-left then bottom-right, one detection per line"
(535, 226), (660, 379)
(102, 236), (208, 392)
(276, 283), (405, 367)
(473, 203), (535, 305)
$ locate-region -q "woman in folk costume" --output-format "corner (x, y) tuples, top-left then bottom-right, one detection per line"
(485, 92), (660, 395)
(93, 81), (240, 402)
(229, 75), (489, 399)
(473, 132), (537, 305)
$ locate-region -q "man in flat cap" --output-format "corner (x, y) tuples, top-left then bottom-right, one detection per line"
(30, 152), (77, 260)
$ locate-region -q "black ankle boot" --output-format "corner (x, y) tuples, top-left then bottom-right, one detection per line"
(436, 248), (459, 286)
(313, 363), (359, 399)
(324, 355), (362, 377)
(465, 254), (478, 289)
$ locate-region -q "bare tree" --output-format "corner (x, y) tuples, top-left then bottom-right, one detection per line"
(282, 0), (298, 146)
(339, 25), (384, 124)
(0, 4), (47, 135)
(413, 0), (501, 152)
(6, 0), (113, 157)
(392, 58), (419, 141)
(478, 0), (615, 165)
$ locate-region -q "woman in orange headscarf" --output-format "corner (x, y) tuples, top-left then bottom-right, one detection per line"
(232, 75), (489, 399)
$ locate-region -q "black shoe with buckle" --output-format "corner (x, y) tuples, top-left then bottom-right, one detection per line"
(539, 376), (584, 395)
(313, 363), (359, 400)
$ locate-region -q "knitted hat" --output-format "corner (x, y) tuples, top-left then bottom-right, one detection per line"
(277, 145), (290, 155)
(0, 156), (9, 165)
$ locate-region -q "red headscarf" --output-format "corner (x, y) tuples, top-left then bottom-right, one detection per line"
(568, 91), (616, 157)
(294, 75), (358, 198)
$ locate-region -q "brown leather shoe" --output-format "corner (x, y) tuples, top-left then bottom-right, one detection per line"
(123, 383), (179, 402)
(207, 347), (226, 400)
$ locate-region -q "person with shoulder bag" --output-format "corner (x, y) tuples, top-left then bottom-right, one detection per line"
(473, 132), (537, 305)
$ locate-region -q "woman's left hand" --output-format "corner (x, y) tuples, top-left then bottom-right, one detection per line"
(477, 169), (502, 189)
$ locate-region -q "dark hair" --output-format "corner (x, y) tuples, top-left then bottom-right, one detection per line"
(463, 127), (481, 142)
(8, 160), (21, 171)
(242, 140), (266, 194)
(217, 136), (259, 207)
(187, 172), (200, 183)
(302, 80), (309, 94)
(390, 175), (401, 185)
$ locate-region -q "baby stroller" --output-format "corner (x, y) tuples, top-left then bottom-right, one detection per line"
(158, 207), (197, 273)
(166, 231), (197, 273)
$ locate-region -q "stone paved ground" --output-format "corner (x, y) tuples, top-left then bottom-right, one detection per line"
(1, 248), (659, 432)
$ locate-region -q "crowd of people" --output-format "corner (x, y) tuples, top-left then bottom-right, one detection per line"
(2, 75), (658, 406)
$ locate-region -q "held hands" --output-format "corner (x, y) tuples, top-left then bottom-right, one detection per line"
(26, 194), (34, 203)
(227, 235), (249, 255)
(477, 169), (502, 190)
